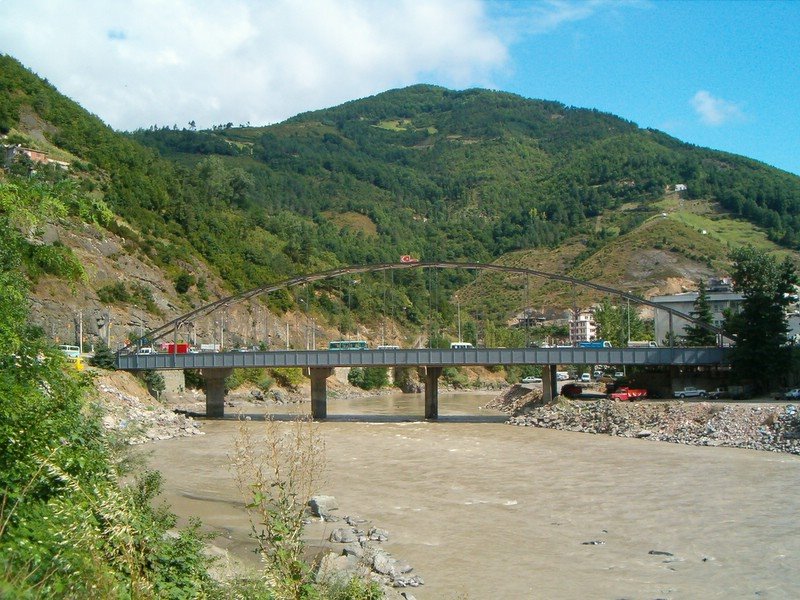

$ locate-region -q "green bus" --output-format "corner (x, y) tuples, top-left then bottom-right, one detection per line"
(328, 340), (369, 350)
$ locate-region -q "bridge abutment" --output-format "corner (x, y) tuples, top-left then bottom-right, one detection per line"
(202, 368), (233, 418)
(424, 366), (442, 419)
(310, 367), (334, 419)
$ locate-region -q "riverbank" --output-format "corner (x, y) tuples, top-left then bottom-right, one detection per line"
(488, 384), (800, 454)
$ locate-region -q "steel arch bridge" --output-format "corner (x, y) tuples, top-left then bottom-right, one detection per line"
(136, 261), (725, 349)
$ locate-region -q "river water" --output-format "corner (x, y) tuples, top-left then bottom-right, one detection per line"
(143, 392), (800, 599)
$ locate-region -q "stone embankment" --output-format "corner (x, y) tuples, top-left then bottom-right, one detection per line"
(487, 385), (800, 455)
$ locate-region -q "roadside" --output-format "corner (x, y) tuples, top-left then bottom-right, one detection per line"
(487, 384), (800, 455)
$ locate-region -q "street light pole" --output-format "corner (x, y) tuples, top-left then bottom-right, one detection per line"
(457, 297), (462, 342)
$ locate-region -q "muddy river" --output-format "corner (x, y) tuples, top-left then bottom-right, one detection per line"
(143, 392), (800, 599)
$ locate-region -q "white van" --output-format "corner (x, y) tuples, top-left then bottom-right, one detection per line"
(580, 373), (592, 383)
(58, 344), (81, 360)
(136, 347), (156, 355)
(450, 342), (474, 349)
(556, 371), (569, 381)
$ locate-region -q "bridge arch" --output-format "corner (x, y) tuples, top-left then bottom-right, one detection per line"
(139, 261), (726, 348)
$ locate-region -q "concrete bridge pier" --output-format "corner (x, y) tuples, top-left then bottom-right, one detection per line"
(542, 364), (556, 402)
(201, 367), (233, 418)
(424, 366), (442, 419)
(310, 367), (334, 419)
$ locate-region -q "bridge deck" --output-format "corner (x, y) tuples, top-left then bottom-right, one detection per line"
(116, 347), (729, 371)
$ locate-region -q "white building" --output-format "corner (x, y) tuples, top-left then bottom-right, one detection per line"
(651, 291), (742, 344)
(569, 309), (597, 344)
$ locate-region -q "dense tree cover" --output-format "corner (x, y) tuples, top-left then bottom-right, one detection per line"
(725, 246), (799, 391)
(4, 55), (800, 335)
(0, 177), (217, 598)
(0, 163), (383, 599)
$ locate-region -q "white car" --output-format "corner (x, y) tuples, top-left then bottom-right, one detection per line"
(580, 373), (591, 383)
(673, 386), (707, 398)
(521, 376), (542, 384)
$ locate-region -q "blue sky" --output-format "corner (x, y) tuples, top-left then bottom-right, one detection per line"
(1, 0), (798, 175)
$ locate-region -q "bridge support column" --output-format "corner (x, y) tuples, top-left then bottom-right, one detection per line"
(424, 366), (442, 419)
(201, 368), (233, 418)
(542, 364), (556, 403)
(310, 368), (334, 419)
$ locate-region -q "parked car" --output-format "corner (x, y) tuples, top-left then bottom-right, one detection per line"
(783, 389), (800, 400)
(707, 388), (728, 400)
(580, 373), (592, 383)
(560, 383), (583, 398)
(673, 386), (707, 398)
(521, 376), (543, 384)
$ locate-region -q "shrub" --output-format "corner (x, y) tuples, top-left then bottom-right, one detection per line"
(269, 367), (304, 389)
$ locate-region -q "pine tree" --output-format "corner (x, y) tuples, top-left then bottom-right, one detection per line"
(682, 280), (717, 346)
(725, 246), (798, 392)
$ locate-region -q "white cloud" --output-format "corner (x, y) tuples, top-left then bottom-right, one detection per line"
(0, 0), (510, 130)
(691, 90), (744, 126)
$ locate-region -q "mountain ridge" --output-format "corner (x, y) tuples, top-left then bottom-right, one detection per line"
(2, 54), (799, 348)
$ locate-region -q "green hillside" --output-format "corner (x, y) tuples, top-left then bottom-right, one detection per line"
(3, 53), (800, 340)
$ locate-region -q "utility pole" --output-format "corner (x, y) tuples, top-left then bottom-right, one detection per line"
(457, 297), (462, 342)
(78, 310), (83, 354)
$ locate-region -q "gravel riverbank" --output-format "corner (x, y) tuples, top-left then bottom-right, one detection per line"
(487, 385), (800, 455)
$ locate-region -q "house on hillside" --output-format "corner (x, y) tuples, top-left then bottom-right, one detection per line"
(2, 144), (70, 170)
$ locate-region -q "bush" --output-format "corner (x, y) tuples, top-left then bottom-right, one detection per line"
(269, 367), (304, 389)
(442, 366), (470, 388)
(348, 367), (389, 390)
(88, 339), (116, 370)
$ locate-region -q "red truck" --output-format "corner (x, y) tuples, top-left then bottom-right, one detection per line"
(164, 342), (190, 354)
(609, 387), (648, 402)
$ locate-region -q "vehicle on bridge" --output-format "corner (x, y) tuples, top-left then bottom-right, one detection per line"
(328, 340), (369, 350)
(578, 340), (612, 348)
(628, 340), (658, 348)
(673, 386), (707, 398)
(450, 342), (474, 349)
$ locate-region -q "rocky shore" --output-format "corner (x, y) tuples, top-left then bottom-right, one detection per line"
(307, 495), (423, 600)
(94, 375), (204, 444)
(487, 385), (800, 455)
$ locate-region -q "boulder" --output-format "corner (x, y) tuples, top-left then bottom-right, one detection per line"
(308, 495), (338, 517)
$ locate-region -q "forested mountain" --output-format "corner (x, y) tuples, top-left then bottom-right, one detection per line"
(3, 53), (800, 339)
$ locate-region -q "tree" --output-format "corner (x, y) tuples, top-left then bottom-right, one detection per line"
(593, 297), (647, 347)
(682, 280), (717, 346)
(88, 339), (116, 370)
(724, 245), (798, 392)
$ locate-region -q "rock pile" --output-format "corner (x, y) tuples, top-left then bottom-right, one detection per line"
(308, 495), (424, 597)
(489, 385), (800, 455)
(95, 382), (204, 445)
